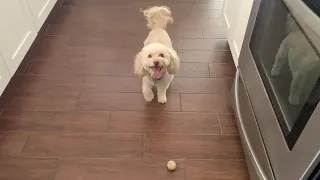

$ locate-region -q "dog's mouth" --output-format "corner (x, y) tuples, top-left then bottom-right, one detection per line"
(151, 65), (163, 79)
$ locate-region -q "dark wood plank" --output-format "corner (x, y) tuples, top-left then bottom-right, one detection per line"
(173, 10), (223, 21)
(68, 35), (143, 49)
(61, 0), (134, 7)
(174, 19), (225, 29)
(21, 133), (144, 158)
(195, 2), (224, 10)
(118, 63), (135, 76)
(5, 75), (54, 92)
(31, 35), (70, 50)
(203, 29), (227, 38)
(170, 78), (232, 94)
(49, 7), (144, 25)
(174, 39), (229, 50)
(27, 46), (93, 61)
(178, 50), (233, 63)
(7, 75), (142, 93)
(0, 111), (110, 133)
(181, 94), (233, 112)
(55, 158), (185, 180)
(0, 132), (28, 157)
(209, 63), (236, 77)
(145, 134), (244, 159)
(46, 23), (147, 38)
(186, 159), (249, 180)
(177, 63), (210, 78)
(51, 75), (142, 92)
(92, 47), (137, 62)
(25, 60), (120, 75)
(26, 35), (71, 60)
(169, 29), (204, 39)
(187, 10), (223, 19)
(4, 91), (79, 111)
(219, 114), (239, 134)
(0, 158), (58, 180)
(109, 111), (220, 134)
(76, 92), (181, 111)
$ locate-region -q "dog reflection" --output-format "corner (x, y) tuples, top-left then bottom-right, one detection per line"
(271, 13), (320, 105)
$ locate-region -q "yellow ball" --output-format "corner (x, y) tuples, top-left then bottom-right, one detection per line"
(167, 160), (176, 171)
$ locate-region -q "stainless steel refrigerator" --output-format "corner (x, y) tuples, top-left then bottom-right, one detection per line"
(232, 0), (320, 179)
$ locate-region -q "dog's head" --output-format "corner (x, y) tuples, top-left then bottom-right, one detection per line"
(134, 43), (179, 78)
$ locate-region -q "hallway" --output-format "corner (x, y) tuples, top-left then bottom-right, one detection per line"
(0, 0), (249, 179)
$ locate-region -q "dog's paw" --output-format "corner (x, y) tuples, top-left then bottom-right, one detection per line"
(289, 95), (300, 105)
(158, 96), (167, 104)
(271, 67), (280, 76)
(144, 91), (154, 102)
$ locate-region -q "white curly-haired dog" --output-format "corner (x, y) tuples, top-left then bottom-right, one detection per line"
(134, 6), (180, 103)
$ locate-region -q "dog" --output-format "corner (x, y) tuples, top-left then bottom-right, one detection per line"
(271, 13), (320, 105)
(134, 6), (180, 103)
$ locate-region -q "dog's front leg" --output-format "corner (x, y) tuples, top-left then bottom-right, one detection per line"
(157, 86), (168, 103)
(289, 71), (306, 105)
(157, 84), (168, 104)
(156, 76), (173, 104)
(271, 37), (289, 76)
(142, 78), (154, 102)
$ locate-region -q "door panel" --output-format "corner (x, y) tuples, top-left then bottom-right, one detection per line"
(0, 54), (11, 96)
(27, 0), (57, 31)
(0, 0), (37, 75)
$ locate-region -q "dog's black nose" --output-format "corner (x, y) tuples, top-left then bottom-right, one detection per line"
(154, 61), (159, 66)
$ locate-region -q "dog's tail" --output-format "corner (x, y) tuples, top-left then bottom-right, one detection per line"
(140, 6), (173, 30)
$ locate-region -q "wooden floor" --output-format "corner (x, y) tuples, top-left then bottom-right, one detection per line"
(0, 0), (249, 179)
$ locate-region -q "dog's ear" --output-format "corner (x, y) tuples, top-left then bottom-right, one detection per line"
(134, 51), (147, 77)
(167, 48), (180, 75)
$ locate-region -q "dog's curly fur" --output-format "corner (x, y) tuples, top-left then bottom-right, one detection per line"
(134, 6), (180, 103)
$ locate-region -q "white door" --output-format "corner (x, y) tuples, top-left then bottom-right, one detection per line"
(0, 54), (11, 96)
(27, 0), (57, 31)
(0, 0), (37, 75)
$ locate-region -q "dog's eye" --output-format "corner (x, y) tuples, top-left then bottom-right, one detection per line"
(148, 54), (152, 58)
(159, 53), (164, 57)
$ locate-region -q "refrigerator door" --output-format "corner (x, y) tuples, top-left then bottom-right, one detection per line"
(237, 0), (320, 179)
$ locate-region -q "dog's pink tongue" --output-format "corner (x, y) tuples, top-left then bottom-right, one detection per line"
(153, 67), (162, 79)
